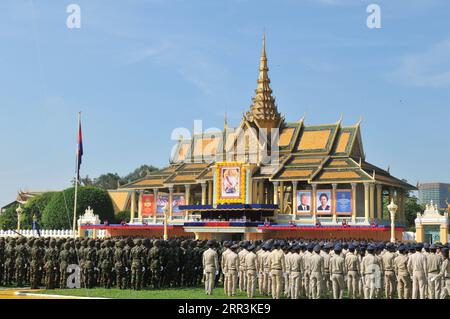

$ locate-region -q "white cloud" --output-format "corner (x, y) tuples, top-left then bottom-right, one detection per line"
(389, 39), (450, 88)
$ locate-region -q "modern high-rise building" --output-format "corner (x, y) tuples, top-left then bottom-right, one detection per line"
(418, 183), (450, 209)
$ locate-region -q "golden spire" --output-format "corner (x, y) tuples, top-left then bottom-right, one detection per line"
(245, 33), (282, 129)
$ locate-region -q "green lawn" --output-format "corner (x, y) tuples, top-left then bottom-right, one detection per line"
(37, 286), (272, 299)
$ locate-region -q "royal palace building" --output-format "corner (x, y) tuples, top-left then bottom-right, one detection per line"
(82, 36), (416, 241)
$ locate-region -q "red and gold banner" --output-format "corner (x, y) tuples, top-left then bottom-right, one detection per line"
(141, 194), (156, 217)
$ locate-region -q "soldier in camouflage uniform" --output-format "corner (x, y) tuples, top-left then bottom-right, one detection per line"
(114, 240), (127, 289)
(100, 240), (114, 288)
(148, 239), (163, 289)
(83, 240), (97, 289)
(4, 238), (17, 285)
(163, 240), (178, 287)
(44, 240), (58, 289)
(30, 239), (44, 289)
(59, 242), (74, 288)
(15, 237), (28, 287)
(54, 239), (63, 287)
(0, 238), (5, 286)
(130, 239), (144, 290)
(123, 237), (134, 289)
(141, 238), (151, 288)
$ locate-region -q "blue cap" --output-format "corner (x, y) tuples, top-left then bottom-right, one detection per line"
(415, 243), (423, 250)
(334, 244), (342, 251)
(313, 244), (321, 252)
(367, 245), (375, 252)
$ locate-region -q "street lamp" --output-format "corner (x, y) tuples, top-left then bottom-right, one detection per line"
(163, 206), (168, 241)
(387, 199), (398, 243)
(16, 205), (24, 233)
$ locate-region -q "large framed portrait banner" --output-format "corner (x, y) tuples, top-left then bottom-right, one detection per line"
(216, 162), (246, 204)
(316, 190), (332, 214)
(296, 190), (312, 214)
(335, 190), (352, 215)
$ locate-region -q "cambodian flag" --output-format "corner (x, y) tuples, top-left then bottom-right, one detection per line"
(76, 115), (83, 180)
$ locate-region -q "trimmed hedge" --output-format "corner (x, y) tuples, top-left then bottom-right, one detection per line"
(41, 186), (115, 229)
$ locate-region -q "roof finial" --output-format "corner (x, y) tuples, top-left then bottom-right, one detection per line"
(262, 30), (266, 58)
(245, 31), (282, 129)
(224, 112), (228, 130)
(357, 115), (363, 126)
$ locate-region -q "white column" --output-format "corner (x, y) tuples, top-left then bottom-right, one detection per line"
(292, 181), (298, 216)
(312, 183), (317, 222)
(273, 182), (279, 205)
(138, 190), (143, 222)
(201, 182), (207, 205)
(153, 188), (158, 223)
(369, 183), (375, 220)
(130, 191), (136, 223)
(185, 184), (190, 220)
(332, 183), (337, 223)
(364, 182), (370, 223)
(279, 181), (285, 213)
(376, 184), (383, 221)
(208, 180), (213, 205)
(351, 183), (357, 223)
(168, 186), (174, 220)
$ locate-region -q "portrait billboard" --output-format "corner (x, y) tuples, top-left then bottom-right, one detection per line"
(141, 194), (155, 217)
(172, 194), (186, 215)
(216, 162), (246, 204)
(335, 190), (352, 215)
(296, 190), (311, 213)
(156, 193), (169, 215)
(316, 190), (332, 214)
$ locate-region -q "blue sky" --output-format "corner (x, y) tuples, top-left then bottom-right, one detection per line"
(0, 0), (449, 206)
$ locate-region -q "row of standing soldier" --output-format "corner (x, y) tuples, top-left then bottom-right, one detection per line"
(203, 239), (450, 299)
(0, 237), (208, 290)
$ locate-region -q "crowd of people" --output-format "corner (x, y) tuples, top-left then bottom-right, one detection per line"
(202, 239), (449, 299)
(0, 236), (449, 299)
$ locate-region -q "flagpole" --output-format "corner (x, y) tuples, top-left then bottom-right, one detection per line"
(73, 111), (81, 238)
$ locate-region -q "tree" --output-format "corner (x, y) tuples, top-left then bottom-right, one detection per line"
(404, 195), (424, 231)
(41, 186), (115, 229)
(93, 173), (121, 190)
(115, 210), (131, 223)
(21, 192), (56, 229)
(0, 203), (18, 230)
(121, 165), (159, 184)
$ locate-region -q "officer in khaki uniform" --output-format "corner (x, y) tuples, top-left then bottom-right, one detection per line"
(382, 243), (397, 299)
(361, 245), (380, 299)
(283, 243), (292, 298)
(238, 242), (249, 292)
(427, 244), (442, 299)
(244, 245), (258, 298)
(329, 244), (345, 299)
(289, 244), (303, 299)
(303, 243), (313, 298)
(407, 243), (428, 299)
(268, 241), (286, 299)
(321, 243), (332, 298)
(309, 245), (324, 299)
(345, 244), (360, 299)
(223, 244), (240, 296)
(394, 244), (411, 299)
(221, 241), (232, 295)
(262, 243), (272, 296)
(202, 240), (219, 295)
(436, 248), (449, 299)
(256, 244), (265, 295)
